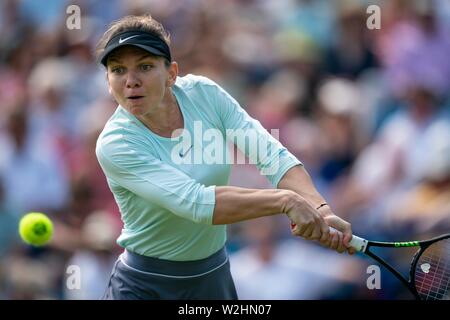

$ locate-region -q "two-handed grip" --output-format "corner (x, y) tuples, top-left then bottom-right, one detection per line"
(290, 223), (368, 252)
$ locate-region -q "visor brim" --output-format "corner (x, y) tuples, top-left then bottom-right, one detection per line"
(100, 43), (167, 66)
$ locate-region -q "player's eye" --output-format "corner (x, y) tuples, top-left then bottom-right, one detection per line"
(111, 66), (125, 74)
(140, 64), (153, 71)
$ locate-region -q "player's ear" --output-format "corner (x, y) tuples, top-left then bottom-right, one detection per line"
(166, 61), (178, 87)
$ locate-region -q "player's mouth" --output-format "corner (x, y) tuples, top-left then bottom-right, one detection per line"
(127, 95), (145, 100)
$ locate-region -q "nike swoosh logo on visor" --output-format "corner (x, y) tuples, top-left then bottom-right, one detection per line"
(119, 35), (140, 44)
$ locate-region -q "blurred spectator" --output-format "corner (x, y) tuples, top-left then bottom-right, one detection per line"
(323, 1), (378, 78)
(332, 85), (447, 230)
(19, 0), (68, 32)
(68, 97), (119, 217)
(315, 78), (364, 186)
(3, 255), (58, 299)
(383, 119), (450, 235)
(0, 176), (20, 258)
(27, 57), (78, 141)
(0, 107), (70, 214)
(247, 69), (306, 131)
(376, 0), (450, 97)
(64, 210), (119, 299)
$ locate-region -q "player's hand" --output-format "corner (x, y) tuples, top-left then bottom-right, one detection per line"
(320, 213), (356, 255)
(286, 195), (330, 242)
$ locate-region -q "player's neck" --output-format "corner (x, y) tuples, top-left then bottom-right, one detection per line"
(139, 89), (184, 137)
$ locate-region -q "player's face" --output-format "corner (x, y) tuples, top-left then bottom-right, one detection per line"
(106, 46), (177, 117)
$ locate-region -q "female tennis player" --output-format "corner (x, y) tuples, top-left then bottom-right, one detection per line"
(95, 14), (354, 299)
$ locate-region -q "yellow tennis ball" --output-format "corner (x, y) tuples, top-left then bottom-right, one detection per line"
(19, 212), (54, 246)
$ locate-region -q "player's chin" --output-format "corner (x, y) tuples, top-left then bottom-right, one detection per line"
(126, 103), (146, 115)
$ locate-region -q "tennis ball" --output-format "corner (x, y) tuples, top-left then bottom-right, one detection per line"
(19, 212), (54, 246)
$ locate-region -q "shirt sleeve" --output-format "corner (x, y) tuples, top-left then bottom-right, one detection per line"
(206, 79), (302, 187)
(96, 134), (216, 225)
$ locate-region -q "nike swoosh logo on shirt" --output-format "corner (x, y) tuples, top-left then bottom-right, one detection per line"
(179, 144), (193, 158)
(119, 35), (140, 44)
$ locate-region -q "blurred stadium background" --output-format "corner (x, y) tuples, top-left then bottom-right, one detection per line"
(0, 0), (449, 300)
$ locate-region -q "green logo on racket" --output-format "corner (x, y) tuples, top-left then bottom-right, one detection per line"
(394, 241), (419, 247)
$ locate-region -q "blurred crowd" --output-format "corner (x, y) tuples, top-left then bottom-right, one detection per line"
(0, 0), (449, 300)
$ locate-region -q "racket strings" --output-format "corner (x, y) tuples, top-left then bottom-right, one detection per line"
(414, 238), (450, 300)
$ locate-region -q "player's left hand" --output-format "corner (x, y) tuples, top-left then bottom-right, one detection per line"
(317, 208), (356, 255)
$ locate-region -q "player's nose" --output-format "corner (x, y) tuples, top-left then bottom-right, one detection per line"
(126, 71), (141, 88)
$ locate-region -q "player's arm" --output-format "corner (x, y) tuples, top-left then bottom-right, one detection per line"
(97, 134), (324, 240)
(213, 186), (330, 241)
(278, 165), (327, 209)
(204, 81), (335, 245)
(278, 165), (353, 252)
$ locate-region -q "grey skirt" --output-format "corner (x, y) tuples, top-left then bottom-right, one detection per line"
(102, 247), (238, 300)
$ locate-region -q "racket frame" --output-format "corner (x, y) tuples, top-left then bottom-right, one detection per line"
(350, 233), (450, 300)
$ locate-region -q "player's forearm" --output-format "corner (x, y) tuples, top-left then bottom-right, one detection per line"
(277, 165), (326, 209)
(212, 186), (294, 224)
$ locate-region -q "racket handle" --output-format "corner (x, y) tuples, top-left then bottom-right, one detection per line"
(348, 234), (368, 252)
(328, 227), (368, 252)
(290, 223), (368, 252)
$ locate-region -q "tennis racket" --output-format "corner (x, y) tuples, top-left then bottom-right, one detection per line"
(290, 223), (450, 299)
(349, 232), (450, 300)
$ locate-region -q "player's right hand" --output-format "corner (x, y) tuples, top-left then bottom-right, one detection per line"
(285, 195), (330, 242)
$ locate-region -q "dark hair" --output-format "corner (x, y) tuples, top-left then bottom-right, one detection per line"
(95, 15), (171, 66)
